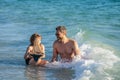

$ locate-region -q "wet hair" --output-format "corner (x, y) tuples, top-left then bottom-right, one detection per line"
(30, 33), (41, 45)
(56, 26), (67, 35)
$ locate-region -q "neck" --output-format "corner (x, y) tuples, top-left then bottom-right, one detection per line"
(60, 36), (68, 44)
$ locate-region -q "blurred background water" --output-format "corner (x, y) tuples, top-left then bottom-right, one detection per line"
(0, 0), (120, 80)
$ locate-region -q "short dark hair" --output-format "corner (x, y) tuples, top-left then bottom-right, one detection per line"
(56, 26), (67, 35)
(56, 25), (66, 31)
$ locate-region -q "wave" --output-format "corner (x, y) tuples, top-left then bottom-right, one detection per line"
(45, 43), (120, 80)
(73, 44), (120, 80)
(45, 30), (120, 80)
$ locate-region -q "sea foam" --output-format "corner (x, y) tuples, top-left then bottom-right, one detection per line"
(46, 30), (120, 80)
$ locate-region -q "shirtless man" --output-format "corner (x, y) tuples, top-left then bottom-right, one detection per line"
(51, 26), (80, 62)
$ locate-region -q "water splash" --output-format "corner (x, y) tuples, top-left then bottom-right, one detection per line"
(73, 44), (120, 80)
(45, 43), (120, 80)
(45, 29), (120, 80)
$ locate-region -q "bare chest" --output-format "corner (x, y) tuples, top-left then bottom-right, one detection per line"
(56, 43), (73, 54)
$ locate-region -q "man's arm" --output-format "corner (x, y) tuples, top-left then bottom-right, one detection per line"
(51, 42), (58, 62)
(73, 41), (80, 56)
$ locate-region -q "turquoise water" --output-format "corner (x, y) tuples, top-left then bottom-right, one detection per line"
(0, 0), (120, 80)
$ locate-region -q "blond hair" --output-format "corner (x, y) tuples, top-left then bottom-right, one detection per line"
(30, 33), (44, 53)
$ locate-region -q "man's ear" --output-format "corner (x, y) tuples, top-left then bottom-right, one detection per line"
(63, 31), (67, 35)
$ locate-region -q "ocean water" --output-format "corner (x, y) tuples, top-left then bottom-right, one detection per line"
(0, 0), (120, 80)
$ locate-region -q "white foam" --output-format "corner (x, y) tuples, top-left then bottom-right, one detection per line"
(72, 44), (120, 80)
(46, 44), (120, 80)
(74, 29), (85, 45)
(45, 29), (120, 80)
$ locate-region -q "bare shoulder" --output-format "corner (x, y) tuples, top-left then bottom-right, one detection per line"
(69, 39), (77, 44)
(26, 45), (33, 53)
(28, 45), (33, 50)
(40, 44), (45, 47)
(53, 40), (59, 47)
(53, 40), (59, 45)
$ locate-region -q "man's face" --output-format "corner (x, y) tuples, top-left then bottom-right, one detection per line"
(55, 30), (64, 40)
